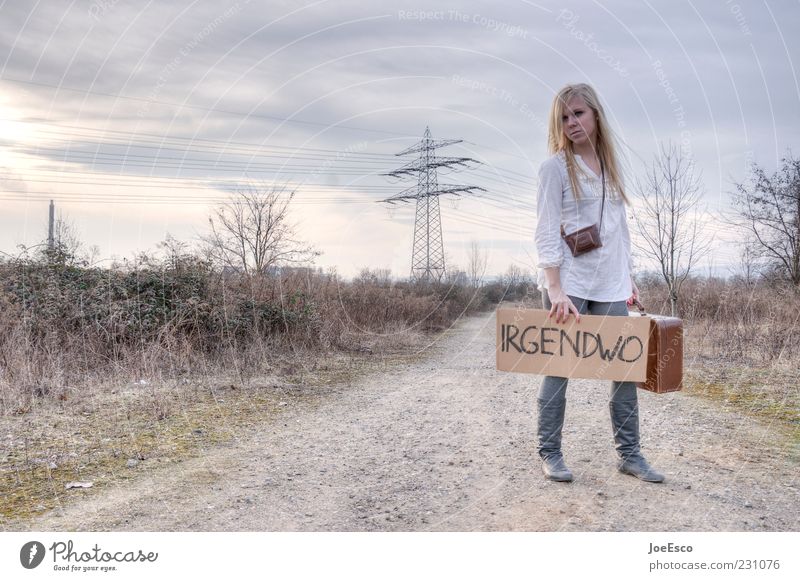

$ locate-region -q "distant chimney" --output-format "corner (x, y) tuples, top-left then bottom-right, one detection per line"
(48, 200), (55, 250)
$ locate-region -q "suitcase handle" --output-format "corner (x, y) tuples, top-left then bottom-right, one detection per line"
(631, 298), (648, 316)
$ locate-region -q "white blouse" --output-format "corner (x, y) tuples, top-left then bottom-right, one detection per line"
(534, 151), (633, 302)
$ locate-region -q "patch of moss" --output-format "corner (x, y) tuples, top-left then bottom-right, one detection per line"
(685, 366), (800, 451)
(0, 330), (441, 526)
(0, 350), (390, 524)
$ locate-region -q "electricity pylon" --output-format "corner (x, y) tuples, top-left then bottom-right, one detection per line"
(381, 127), (485, 282)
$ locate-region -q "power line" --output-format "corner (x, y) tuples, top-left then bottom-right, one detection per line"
(9, 157), (393, 175)
(1, 76), (547, 170)
(0, 192), (534, 239)
(21, 130), (537, 184)
(4, 168), (536, 216)
(0, 174), (399, 191)
(0, 192), (374, 205)
(21, 124), (398, 160)
(5, 117), (539, 188)
(4, 162), (537, 208)
(0, 75), (419, 139)
(17, 152), (395, 174)
(17, 148), (535, 189)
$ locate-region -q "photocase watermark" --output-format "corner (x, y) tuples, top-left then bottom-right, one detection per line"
(452, 74), (518, 106)
(88, 0), (120, 21)
(451, 74), (547, 134)
(397, 9), (529, 39)
(19, 539), (158, 573)
(138, 1), (249, 117)
(20, 541), (46, 569)
(590, 315), (640, 383)
(726, 0), (752, 37)
(303, 140), (369, 184)
(555, 9), (629, 78)
(651, 59), (692, 159)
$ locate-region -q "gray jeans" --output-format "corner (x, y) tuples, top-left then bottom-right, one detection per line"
(539, 289), (637, 404)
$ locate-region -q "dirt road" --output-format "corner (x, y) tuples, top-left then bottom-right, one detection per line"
(14, 311), (799, 531)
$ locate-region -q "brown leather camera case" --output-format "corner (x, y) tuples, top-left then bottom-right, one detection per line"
(561, 224), (602, 257)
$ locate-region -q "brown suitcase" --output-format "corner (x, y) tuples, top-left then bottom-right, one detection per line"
(632, 301), (683, 393)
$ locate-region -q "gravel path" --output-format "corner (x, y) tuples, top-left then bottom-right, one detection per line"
(17, 311), (799, 531)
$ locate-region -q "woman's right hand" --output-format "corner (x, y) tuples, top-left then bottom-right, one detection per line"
(547, 288), (581, 324)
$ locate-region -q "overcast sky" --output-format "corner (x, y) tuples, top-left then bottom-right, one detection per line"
(1, 0), (798, 278)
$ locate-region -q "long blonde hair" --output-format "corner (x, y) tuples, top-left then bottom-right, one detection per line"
(547, 83), (628, 203)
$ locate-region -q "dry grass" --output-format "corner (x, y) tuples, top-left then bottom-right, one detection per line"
(0, 257), (483, 415)
(0, 340), (428, 524)
(639, 276), (800, 446)
(0, 253), (475, 521)
(2, 256), (798, 521)
(684, 365), (800, 444)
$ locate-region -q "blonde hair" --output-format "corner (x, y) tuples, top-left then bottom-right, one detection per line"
(547, 83), (628, 203)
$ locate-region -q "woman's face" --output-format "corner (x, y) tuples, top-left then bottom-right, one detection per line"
(561, 95), (597, 148)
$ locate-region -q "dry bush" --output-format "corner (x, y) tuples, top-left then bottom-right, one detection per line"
(0, 256), (486, 415)
(638, 275), (800, 364)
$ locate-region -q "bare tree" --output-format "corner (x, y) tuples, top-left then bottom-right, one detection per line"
(466, 240), (488, 288)
(502, 263), (535, 302)
(729, 241), (762, 286)
(53, 212), (82, 257)
(503, 263), (522, 289)
(730, 152), (800, 285)
(445, 266), (468, 286)
(157, 233), (203, 274)
(355, 267), (392, 286)
(203, 184), (320, 276)
(632, 142), (711, 316)
(40, 210), (98, 265)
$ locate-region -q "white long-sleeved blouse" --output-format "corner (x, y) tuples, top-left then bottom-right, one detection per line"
(534, 151), (633, 302)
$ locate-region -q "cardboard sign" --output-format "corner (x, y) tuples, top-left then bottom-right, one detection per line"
(496, 307), (651, 382)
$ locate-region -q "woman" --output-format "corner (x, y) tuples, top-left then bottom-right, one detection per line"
(534, 83), (664, 483)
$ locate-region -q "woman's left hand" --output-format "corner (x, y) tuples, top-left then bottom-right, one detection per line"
(627, 278), (640, 306)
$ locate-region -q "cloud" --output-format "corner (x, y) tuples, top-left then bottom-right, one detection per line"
(0, 0), (798, 274)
